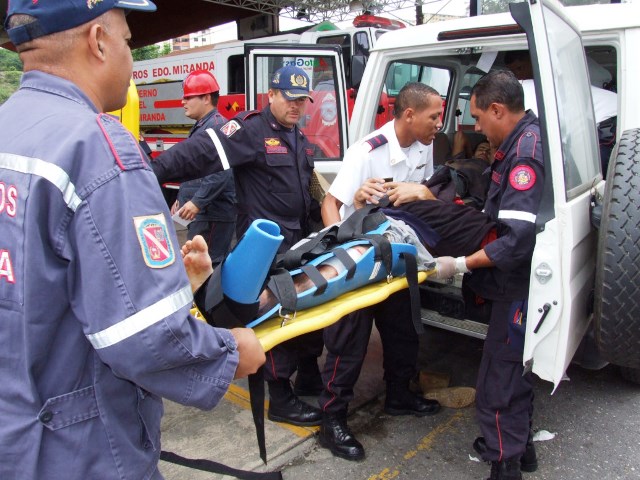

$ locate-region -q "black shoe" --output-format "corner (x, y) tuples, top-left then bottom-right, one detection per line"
(293, 372), (324, 396)
(267, 395), (322, 427)
(473, 436), (538, 473)
(318, 413), (365, 461)
(487, 457), (522, 480)
(384, 389), (441, 417)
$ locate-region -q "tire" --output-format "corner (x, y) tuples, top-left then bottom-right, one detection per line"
(619, 366), (640, 385)
(594, 128), (640, 368)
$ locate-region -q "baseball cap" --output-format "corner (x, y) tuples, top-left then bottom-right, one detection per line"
(5, 0), (157, 46)
(270, 65), (314, 103)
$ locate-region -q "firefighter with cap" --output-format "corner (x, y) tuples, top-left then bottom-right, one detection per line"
(0, 1), (266, 478)
(152, 64), (326, 427)
(170, 69), (236, 266)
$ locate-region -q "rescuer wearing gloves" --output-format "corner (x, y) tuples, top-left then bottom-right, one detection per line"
(435, 70), (544, 480)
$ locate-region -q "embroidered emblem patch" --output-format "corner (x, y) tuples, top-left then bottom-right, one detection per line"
(509, 165), (536, 191)
(265, 138), (287, 154)
(305, 148), (315, 155)
(134, 214), (175, 268)
(220, 120), (241, 137)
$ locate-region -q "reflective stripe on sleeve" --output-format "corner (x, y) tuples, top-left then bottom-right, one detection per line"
(205, 128), (230, 170)
(0, 152), (82, 211)
(86, 285), (193, 350)
(498, 210), (537, 223)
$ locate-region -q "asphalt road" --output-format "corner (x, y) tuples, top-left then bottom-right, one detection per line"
(278, 327), (640, 480)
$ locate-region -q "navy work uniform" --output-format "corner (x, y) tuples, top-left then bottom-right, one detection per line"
(0, 71), (241, 479)
(152, 105), (324, 386)
(176, 108), (236, 265)
(464, 111), (545, 463)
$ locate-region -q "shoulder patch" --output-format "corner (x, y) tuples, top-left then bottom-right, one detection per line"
(365, 134), (388, 152)
(97, 113), (146, 171)
(509, 164), (536, 191)
(516, 130), (539, 158)
(220, 120), (242, 137)
(133, 213), (176, 268)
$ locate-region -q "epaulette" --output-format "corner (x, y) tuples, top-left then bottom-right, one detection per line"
(96, 113), (146, 171)
(235, 109), (261, 121)
(516, 130), (539, 158)
(365, 134), (388, 152)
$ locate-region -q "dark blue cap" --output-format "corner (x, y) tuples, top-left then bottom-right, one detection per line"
(5, 0), (157, 46)
(270, 65), (314, 102)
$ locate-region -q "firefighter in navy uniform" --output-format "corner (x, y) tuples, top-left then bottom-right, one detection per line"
(171, 70), (236, 266)
(152, 65), (325, 426)
(434, 70), (544, 480)
(0, 1), (266, 479)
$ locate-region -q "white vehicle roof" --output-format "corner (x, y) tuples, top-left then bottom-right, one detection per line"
(373, 3), (640, 52)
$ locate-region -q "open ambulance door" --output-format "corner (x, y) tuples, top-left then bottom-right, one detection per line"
(245, 44), (350, 182)
(513, 0), (602, 390)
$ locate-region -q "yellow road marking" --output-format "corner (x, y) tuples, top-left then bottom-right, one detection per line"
(367, 412), (465, 480)
(224, 383), (319, 437)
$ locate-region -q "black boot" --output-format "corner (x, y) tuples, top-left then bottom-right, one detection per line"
(318, 412), (365, 461)
(473, 433), (538, 472)
(384, 380), (441, 416)
(267, 380), (322, 426)
(487, 457), (522, 480)
(293, 359), (324, 397)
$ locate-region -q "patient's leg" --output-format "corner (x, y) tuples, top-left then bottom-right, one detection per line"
(181, 235), (214, 293)
(256, 244), (370, 316)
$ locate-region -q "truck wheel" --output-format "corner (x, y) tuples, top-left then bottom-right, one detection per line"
(594, 128), (640, 368)
(619, 366), (640, 385)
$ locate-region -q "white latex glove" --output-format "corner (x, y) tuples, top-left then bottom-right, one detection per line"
(434, 256), (469, 279)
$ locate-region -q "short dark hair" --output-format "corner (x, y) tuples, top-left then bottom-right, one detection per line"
(470, 70), (524, 113)
(394, 82), (440, 119)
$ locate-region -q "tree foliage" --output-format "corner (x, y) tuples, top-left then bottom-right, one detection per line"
(132, 43), (171, 61)
(0, 48), (22, 105)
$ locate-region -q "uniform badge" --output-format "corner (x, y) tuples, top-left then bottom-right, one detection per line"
(133, 214), (175, 268)
(265, 138), (287, 154)
(509, 165), (536, 191)
(220, 120), (241, 137)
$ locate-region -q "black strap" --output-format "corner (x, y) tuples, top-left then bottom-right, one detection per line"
(159, 450), (282, 480)
(331, 248), (357, 280)
(400, 251), (424, 335)
(300, 265), (329, 296)
(266, 269), (297, 316)
(248, 367), (267, 464)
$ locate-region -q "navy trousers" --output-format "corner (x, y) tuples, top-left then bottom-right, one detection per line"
(476, 299), (534, 462)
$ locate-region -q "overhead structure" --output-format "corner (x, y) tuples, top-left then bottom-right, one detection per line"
(1, 0), (425, 50)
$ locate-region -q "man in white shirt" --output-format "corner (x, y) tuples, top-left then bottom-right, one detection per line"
(317, 82), (443, 461)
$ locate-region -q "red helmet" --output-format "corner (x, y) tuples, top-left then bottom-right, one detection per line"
(183, 70), (220, 98)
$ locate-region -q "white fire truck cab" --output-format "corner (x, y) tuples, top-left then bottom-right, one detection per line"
(247, 0), (640, 389)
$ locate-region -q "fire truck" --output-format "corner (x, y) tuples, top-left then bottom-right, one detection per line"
(134, 14), (405, 169)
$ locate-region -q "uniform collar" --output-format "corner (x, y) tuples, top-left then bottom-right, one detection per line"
(493, 111), (538, 162)
(19, 70), (99, 113)
(194, 108), (218, 129)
